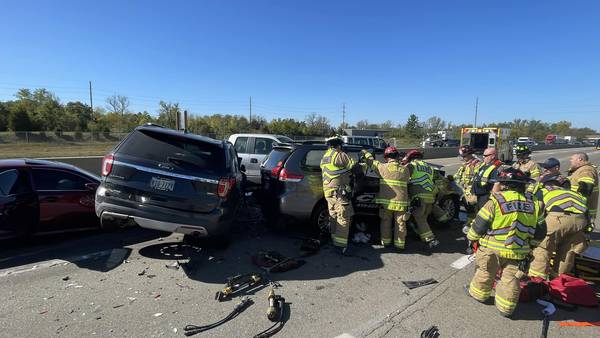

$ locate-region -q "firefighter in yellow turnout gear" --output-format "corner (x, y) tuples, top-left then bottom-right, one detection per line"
(454, 145), (482, 226)
(320, 136), (356, 253)
(466, 168), (547, 317)
(362, 147), (410, 250)
(568, 152), (599, 232)
(528, 175), (588, 279)
(512, 145), (541, 193)
(405, 150), (439, 248)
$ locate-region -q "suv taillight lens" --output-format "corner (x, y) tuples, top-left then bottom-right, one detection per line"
(278, 168), (304, 182)
(217, 177), (236, 198)
(102, 154), (114, 177)
(270, 161), (283, 177)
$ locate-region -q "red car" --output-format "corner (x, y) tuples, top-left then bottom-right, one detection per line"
(0, 159), (100, 238)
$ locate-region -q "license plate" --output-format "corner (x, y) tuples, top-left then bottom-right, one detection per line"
(150, 177), (175, 192)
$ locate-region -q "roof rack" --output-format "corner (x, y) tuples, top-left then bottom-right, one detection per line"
(143, 123), (166, 128)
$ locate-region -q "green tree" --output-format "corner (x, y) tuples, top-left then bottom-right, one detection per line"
(156, 101), (181, 129)
(305, 113), (331, 136)
(0, 101), (9, 131)
(8, 102), (33, 131)
(63, 101), (93, 131)
(405, 114), (421, 138)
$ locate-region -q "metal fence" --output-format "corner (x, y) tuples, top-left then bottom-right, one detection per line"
(0, 131), (130, 144)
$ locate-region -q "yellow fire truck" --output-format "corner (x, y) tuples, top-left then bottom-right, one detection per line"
(460, 127), (513, 162)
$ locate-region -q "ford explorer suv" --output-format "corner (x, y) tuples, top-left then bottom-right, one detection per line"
(256, 143), (461, 231)
(95, 125), (243, 243)
(228, 134), (294, 184)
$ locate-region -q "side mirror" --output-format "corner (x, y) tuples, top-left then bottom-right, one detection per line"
(240, 165), (246, 173)
(85, 182), (99, 191)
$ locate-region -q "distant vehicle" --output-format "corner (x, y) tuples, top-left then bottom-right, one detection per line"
(517, 137), (538, 145)
(422, 130), (459, 148)
(461, 127), (513, 162)
(596, 139), (600, 150)
(341, 135), (387, 151)
(228, 134), (294, 184)
(545, 134), (568, 145)
(256, 143), (461, 231)
(0, 159), (100, 238)
(96, 125), (244, 244)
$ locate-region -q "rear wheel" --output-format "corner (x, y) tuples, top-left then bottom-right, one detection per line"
(438, 195), (460, 220)
(310, 200), (330, 234)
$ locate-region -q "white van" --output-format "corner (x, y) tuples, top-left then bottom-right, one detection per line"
(341, 136), (387, 149)
(228, 134), (293, 184)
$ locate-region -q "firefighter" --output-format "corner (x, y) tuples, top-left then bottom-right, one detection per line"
(512, 145), (541, 193)
(405, 150), (439, 248)
(454, 145), (481, 226)
(528, 175), (588, 279)
(361, 147), (410, 250)
(320, 135), (356, 254)
(568, 152), (599, 232)
(471, 148), (503, 210)
(537, 157), (570, 188)
(466, 168), (547, 317)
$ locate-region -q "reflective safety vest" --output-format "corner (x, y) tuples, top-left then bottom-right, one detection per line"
(475, 191), (542, 260)
(365, 153), (409, 211)
(472, 160), (500, 195)
(513, 160), (542, 193)
(540, 186), (588, 214)
(408, 160), (435, 203)
(569, 163), (599, 218)
(455, 158), (481, 189)
(320, 148), (355, 198)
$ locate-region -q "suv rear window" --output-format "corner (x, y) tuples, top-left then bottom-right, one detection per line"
(118, 129), (226, 173)
(263, 148), (291, 168)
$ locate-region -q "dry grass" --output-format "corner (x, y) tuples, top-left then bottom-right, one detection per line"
(0, 142), (118, 159)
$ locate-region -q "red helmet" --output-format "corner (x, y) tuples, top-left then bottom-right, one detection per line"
(405, 149), (424, 162)
(384, 146), (399, 159)
(459, 145), (474, 156)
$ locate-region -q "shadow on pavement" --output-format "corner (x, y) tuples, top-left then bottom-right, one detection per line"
(0, 227), (163, 273)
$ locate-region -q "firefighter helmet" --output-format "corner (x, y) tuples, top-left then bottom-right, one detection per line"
(495, 167), (534, 186)
(384, 146), (400, 159)
(459, 145), (475, 156)
(405, 149), (424, 162)
(514, 145), (532, 156)
(325, 135), (343, 147)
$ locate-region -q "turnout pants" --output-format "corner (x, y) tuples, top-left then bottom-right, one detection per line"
(325, 196), (354, 248)
(379, 208), (409, 249)
(469, 246), (523, 316)
(412, 202), (435, 242)
(529, 212), (588, 279)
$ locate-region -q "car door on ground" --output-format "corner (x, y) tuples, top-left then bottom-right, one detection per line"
(0, 168), (39, 236)
(32, 168), (97, 229)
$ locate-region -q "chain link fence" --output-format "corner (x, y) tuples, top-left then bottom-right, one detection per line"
(0, 131), (130, 144)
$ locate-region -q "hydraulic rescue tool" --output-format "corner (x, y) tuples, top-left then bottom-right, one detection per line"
(215, 273), (264, 302)
(254, 288), (286, 338)
(184, 297), (253, 336)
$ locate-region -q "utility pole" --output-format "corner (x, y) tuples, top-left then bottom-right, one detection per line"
(474, 96), (479, 128)
(249, 96), (252, 125)
(342, 102), (346, 128)
(89, 81), (93, 120)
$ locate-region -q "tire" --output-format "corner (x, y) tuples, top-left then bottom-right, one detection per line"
(438, 194), (460, 220)
(310, 200), (330, 234)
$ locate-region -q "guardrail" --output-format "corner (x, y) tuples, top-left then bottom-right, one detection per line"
(46, 143), (592, 176)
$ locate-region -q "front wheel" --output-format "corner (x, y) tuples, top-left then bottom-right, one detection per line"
(438, 195), (460, 220)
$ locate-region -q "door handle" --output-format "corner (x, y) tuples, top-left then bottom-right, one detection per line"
(250, 158), (258, 163)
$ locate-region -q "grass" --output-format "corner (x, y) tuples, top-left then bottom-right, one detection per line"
(0, 142), (118, 159)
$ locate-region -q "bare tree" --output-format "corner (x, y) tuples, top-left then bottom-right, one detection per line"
(105, 95), (130, 115)
(425, 116), (446, 132)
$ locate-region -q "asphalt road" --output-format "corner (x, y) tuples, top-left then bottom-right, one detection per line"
(1, 147), (599, 338)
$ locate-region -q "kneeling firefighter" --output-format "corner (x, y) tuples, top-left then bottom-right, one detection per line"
(405, 150), (439, 248)
(320, 135), (356, 254)
(466, 168), (547, 317)
(362, 147), (410, 250)
(528, 175), (589, 279)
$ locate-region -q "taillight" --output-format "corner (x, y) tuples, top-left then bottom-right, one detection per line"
(102, 154), (114, 177)
(270, 161), (283, 178)
(217, 177), (236, 198)
(278, 168), (304, 182)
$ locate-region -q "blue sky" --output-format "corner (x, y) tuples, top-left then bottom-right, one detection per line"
(1, 0), (600, 130)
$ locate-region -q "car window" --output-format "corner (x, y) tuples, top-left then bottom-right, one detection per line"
(368, 138), (374, 146)
(117, 129), (226, 173)
(356, 138), (369, 145)
(0, 169), (33, 196)
(254, 138), (275, 155)
(303, 150), (326, 169)
(264, 148), (292, 169)
(32, 169), (89, 191)
(234, 137), (249, 154)
(277, 136), (294, 143)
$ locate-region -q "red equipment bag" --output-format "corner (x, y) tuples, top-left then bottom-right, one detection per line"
(547, 274), (598, 307)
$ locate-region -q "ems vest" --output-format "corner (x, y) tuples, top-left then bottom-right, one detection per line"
(373, 159), (409, 211)
(408, 160), (435, 203)
(320, 148), (354, 198)
(540, 186), (587, 214)
(478, 191), (542, 260)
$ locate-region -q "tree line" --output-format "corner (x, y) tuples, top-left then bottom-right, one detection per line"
(0, 88), (596, 141)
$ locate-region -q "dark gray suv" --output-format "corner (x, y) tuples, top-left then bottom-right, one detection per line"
(95, 125), (243, 242)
